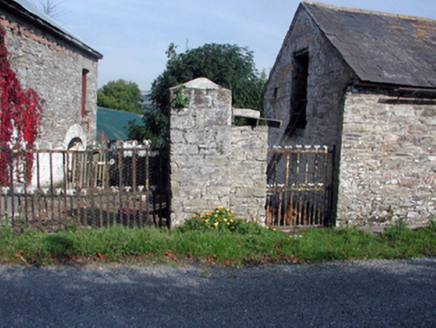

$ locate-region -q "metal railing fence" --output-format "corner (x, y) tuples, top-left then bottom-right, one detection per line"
(266, 145), (335, 228)
(0, 146), (169, 231)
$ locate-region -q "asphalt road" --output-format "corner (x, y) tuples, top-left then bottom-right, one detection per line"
(0, 258), (435, 327)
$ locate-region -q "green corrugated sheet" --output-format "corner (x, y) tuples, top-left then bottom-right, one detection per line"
(97, 107), (143, 141)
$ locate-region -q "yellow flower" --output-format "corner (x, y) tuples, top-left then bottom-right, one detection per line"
(230, 210), (234, 215)
(218, 206), (223, 210)
(204, 219), (209, 223)
(230, 219), (233, 223)
(272, 228), (276, 231)
(223, 219), (227, 222)
(213, 222), (219, 227)
(200, 212), (204, 217)
(226, 222), (230, 225)
(265, 226), (269, 229)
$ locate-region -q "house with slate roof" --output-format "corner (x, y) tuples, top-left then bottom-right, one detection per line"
(264, 1), (436, 226)
(0, 0), (103, 150)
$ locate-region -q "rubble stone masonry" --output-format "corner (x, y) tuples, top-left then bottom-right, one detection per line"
(0, 10), (99, 149)
(337, 88), (436, 226)
(169, 78), (268, 227)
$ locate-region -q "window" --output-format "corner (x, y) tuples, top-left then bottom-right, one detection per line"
(81, 69), (89, 118)
(289, 50), (309, 131)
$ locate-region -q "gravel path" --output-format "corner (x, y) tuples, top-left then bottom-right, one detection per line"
(0, 258), (435, 327)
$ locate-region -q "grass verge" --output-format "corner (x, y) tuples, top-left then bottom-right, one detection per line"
(0, 219), (435, 267)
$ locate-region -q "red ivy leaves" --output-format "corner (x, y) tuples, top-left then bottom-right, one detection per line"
(0, 25), (43, 185)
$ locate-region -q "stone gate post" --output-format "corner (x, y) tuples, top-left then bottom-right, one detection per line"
(169, 77), (267, 227)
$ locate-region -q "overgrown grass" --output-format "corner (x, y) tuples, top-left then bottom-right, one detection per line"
(0, 216), (435, 267)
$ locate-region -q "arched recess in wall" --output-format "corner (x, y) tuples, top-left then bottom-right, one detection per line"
(64, 124), (87, 150)
(67, 137), (84, 150)
(64, 125), (86, 189)
(66, 136), (84, 189)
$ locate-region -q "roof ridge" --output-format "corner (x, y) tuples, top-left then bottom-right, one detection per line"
(302, 1), (436, 23)
(4, 0), (103, 59)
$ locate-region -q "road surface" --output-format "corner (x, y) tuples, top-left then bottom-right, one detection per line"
(0, 258), (435, 327)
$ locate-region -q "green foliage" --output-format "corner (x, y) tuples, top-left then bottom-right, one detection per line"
(382, 220), (436, 258)
(172, 85), (190, 110)
(127, 43), (266, 146)
(290, 227), (385, 262)
(1, 220), (434, 267)
(154, 43), (265, 111)
(177, 207), (277, 235)
(126, 106), (168, 147)
(97, 79), (142, 114)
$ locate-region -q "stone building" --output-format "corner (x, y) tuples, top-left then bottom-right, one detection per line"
(264, 1), (436, 226)
(0, 0), (103, 150)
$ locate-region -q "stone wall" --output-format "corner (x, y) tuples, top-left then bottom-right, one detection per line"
(0, 10), (99, 150)
(169, 78), (268, 227)
(337, 88), (436, 226)
(229, 126), (268, 221)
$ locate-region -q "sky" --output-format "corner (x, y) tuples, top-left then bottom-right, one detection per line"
(34, 0), (436, 91)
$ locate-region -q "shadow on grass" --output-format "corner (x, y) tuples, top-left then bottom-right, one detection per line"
(42, 235), (76, 257)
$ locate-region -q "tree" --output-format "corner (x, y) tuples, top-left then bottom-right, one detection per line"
(31, 0), (65, 18)
(97, 79), (143, 114)
(128, 43), (266, 146)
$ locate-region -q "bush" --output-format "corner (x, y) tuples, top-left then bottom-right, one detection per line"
(177, 207), (277, 235)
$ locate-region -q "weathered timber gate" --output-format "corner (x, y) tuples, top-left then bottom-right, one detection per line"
(0, 146), (170, 231)
(266, 145), (335, 228)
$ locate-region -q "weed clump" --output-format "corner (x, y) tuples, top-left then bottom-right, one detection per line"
(177, 207), (276, 235)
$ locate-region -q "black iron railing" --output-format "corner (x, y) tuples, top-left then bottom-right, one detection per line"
(0, 146), (169, 231)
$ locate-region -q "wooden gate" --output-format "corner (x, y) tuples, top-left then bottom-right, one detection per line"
(266, 145), (335, 228)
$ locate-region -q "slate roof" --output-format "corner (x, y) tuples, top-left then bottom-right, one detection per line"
(1, 0), (103, 59)
(97, 107), (142, 141)
(303, 1), (436, 88)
